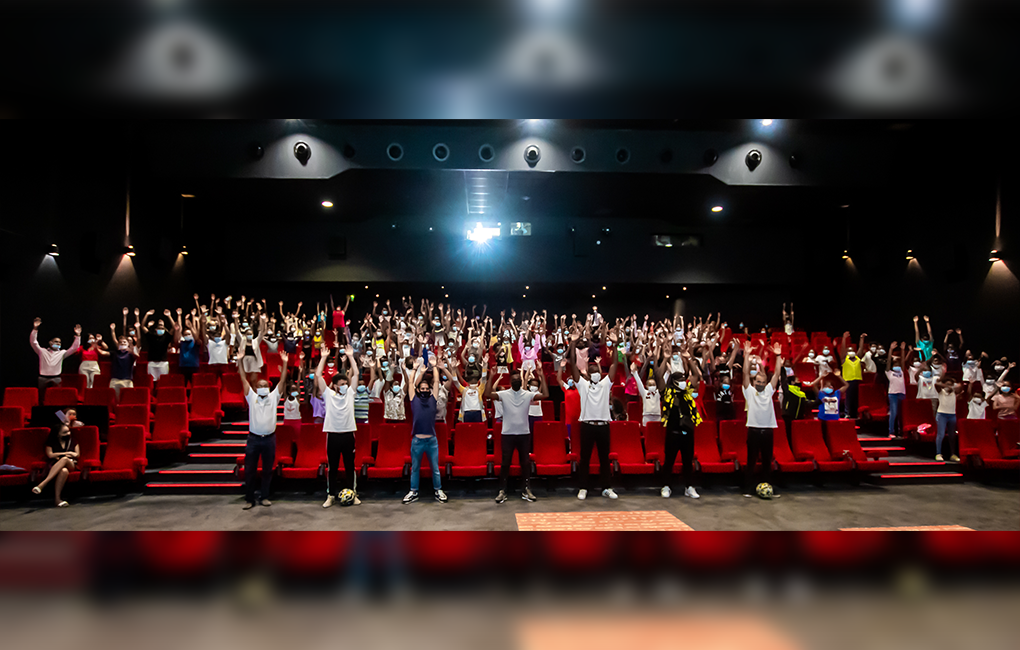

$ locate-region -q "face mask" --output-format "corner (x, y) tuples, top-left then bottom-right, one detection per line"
(878, 349), (886, 355)
(392, 386), (401, 394)
(156, 329), (166, 336)
(750, 370), (758, 377)
(327, 362), (334, 368)
(972, 397), (982, 403)
(381, 310), (388, 316)
(214, 336), (222, 343)
(338, 385), (348, 396)
(119, 344), (128, 351)
(785, 367), (794, 376)
(912, 362), (921, 368)
(183, 335), (193, 342)
(357, 385), (367, 393)
(822, 387), (834, 394)
(433, 321), (441, 327)
(691, 392), (699, 399)
(994, 365), (1005, 372)
(468, 356), (476, 363)
(847, 351), (855, 358)
(566, 379), (575, 388)
(870, 347), (877, 353)
(418, 390), (431, 399)
(290, 391), (299, 398)
(557, 348), (564, 354)
(128, 330), (136, 336)
(376, 332), (382, 338)
(672, 354), (680, 361)
(808, 352), (816, 358)
(1001, 386), (1010, 393)
(256, 387), (269, 397)
(590, 372), (601, 383)
(246, 335), (253, 342)
(965, 360), (976, 367)
(922, 371), (932, 379)
(677, 381), (687, 390)
(529, 385), (539, 392)
(381, 361), (389, 368)
(88, 338), (95, 345)
(755, 384), (766, 393)
(892, 366), (901, 373)
(51, 343), (61, 350)
(722, 383), (730, 390)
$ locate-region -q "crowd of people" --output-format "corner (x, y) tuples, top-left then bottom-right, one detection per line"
(25, 295), (1019, 510)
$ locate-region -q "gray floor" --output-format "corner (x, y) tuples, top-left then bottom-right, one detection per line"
(2, 483), (1017, 530)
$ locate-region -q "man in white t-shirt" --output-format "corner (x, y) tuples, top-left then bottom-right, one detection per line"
(741, 340), (784, 498)
(486, 368), (548, 504)
(316, 342), (360, 508)
(238, 350), (289, 510)
(568, 329), (620, 501)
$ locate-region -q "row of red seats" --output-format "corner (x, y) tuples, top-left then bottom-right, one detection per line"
(0, 425), (148, 490)
(958, 419), (1019, 470)
(237, 418), (890, 484)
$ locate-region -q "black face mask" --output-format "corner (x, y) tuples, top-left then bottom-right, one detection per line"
(511, 379), (523, 391)
(417, 390), (431, 400)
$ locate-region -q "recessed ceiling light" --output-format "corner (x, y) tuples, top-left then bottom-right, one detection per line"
(602, 286), (606, 290)
(761, 119), (773, 126)
(711, 206), (723, 212)
(683, 286), (687, 291)
(840, 204), (850, 208)
(321, 201), (333, 208)
(525, 286), (529, 289)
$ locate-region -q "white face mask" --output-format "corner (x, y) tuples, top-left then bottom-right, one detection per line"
(847, 351), (855, 358)
(392, 386), (401, 394)
(337, 385), (348, 396)
(677, 381), (687, 390)
(590, 372), (601, 383)
(529, 386), (539, 392)
(119, 344), (128, 351)
(256, 387), (269, 397)
(913, 362), (921, 368)
(88, 339), (95, 345)
(808, 352), (816, 358)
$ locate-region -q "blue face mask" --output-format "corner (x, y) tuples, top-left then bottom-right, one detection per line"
(922, 371), (933, 379)
(468, 356), (476, 363)
(722, 384), (730, 390)
(892, 366), (901, 373)
(749, 370), (757, 377)
(822, 387), (834, 395)
(357, 385), (367, 393)
(691, 392), (699, 399)
(1002, 386), (1011, 393)
(290, 391), (299, 398)
(155, 329), (165, 336)
(566, 379), (575, 388)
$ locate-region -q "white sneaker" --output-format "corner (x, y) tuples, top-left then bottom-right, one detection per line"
(661, 486), (671, 498)
(322, 495), (335, 508)
(577, 489), (587, 500)
(353, 496), (362, 506)
(949, 454), (960, 463)
(935, 454), (944, 462)
(602, 488), (619, 499)
(685, 486), (700, 499)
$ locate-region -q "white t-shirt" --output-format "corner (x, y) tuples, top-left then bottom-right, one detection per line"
(461, 385), (483, 413)
(962, 363), (983, 384)
(887, 368), (906, 395)
(283, 397), (301, 420)
(207, 338), (228, 364)
(916, 374), (938, 399)
(435, 385), (449, 421)
(862, 351), (878, 373)
(370, 378), (384, 398)
(497, 389), (539, 435)
(743, 384), (777, 429)
(245, 387), (281, 435)
(578, 376), (612, 422)
(634, 378), (661, 419)
(784, 322), (794, 335)
(528, 389), (544, 417)
(936, 389), (957, 415)
(322, 385), (357, 433)
(967, 397), (986, 420)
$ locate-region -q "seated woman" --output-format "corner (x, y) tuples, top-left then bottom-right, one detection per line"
(32, 413), (82, 507)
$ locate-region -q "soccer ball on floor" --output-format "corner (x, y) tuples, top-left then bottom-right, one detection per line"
(338, 489), (356, 506)
(756, 482), (774, 499)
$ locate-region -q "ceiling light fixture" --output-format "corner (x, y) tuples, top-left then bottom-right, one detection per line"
(711, 206), (723, 213)
(125, 245), (136, 257)
(321, 201), (334, 208)
(989, 250), (1000, 262)
(761, 119), (774, 126)
(181, 245), (189, 256)
(842, 249), (849, 260)
(905, 249), (914, 260)
(48, 244), (59, 257)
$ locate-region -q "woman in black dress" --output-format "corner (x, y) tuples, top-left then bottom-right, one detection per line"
(31, 419), (80, 507)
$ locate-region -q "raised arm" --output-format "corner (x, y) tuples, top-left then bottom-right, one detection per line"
(314, 341), (333, 395)
(742, 340), (753, 389)
(770, 354), (785, 390)
(276, 351), (290, 393)
(237, 353), (252, 395)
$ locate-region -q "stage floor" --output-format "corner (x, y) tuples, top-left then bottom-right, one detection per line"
(2, 483), (1017, 531)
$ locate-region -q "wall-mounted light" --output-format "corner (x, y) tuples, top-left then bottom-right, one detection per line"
(842, 249), (849, 260)
(905, 249), (914, 260)
(711, 206), (723, 213)
(989, 249), (1001, 262)
(181, 245), (189, 256)
(321, 201), (334, 208)
(125, 245), (136, 257)
(760, 119), (774, 127)
(48, 244), (60, 256)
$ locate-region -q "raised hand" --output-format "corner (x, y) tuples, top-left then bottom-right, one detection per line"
(193, 293), (199, 301)
(176, 308), (183, 315)
(344, 344), (354, 357)
(278, 350), (289, 365)
(913, 315), (919, 323)
(923, 315), (929, 322)
(215, 305), (223, 315)
(73, 324), (82, 336)
(955, 328), (962, 335)
(33, 317), (42, 328)
(773, 342), (782, 355)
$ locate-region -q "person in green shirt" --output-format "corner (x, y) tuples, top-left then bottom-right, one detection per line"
(913, 315), (934, 362)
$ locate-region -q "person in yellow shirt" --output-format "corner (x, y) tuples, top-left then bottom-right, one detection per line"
(839, 331), (867, 418)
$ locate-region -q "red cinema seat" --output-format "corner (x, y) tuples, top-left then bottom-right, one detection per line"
(156, 387), (188, 405)
(996, 419), (1019, 459)
(861, 371), (876, 385)
(83, 388), (117, 409)
(192, 373), (220, 388)
(354, 423), (374, 475)
(644, 421), (665, 464)
(718, 420), (749, 468)
(0, 427), (50, 487)
(67, 425), (102, 482)
(220, 373), (245, 409)
(93, 373), (111, 390)
(958, 419), (1018, 470)
(902, 398), (937, 442)
(905, 381), (918, 400)
(89, 425), (148, 482)
(857, 383), (888, 419)
(368, 400), (384, 426)
(0, 406), (25, 445)
(279, 423), (327, 479)
(156, 374), (186, 391)
(772, 421), (815, 473)
(791, 420), (852, 471)
(116, 404), (151, 437)
(609, 420), (655, 474)
(449, 422), (489, 477)
(149, 403), (191, 452)
(132, 373), (154, 392)
(793, 362), (817, 384)
(59, 374), (86, 402)
(531, 421), (575, 476)
(265, 352), (282, 380)
(693, 420), (736, 473)
(188, 386), (223, 429)
(237, 423), (296, 479)
(541, 400), (555, 421)
(119, 387), (151, 409)
(43, 387), (79, 407)
(626, 400), (642, 423)
(365, 422), (410, 479)
(3, 388), (38, 425)
(823, 419), (890, 472)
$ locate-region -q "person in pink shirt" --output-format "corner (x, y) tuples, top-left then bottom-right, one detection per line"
(30, 317), (81, 399)
(77, 332), (110, 389)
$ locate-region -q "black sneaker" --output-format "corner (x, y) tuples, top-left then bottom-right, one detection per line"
(402, 490), (419, 504)
(522, 488), (537, 502)
(435, 489), (449, 503)
(495, 490), (507, 504)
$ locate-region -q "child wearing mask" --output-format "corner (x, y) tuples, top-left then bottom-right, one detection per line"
(884, 342), (908, 438)
(839, 332), (866, 418)
(811, 369), (848, 421)
(913, 315), (934, 362)
(934, 375), (963, 462)
(283, 381), (302, 427)
(992, 363), (1018, 421)
(556, 360), (581, 437)
(451, 357), (486, 423)
(382, 361), (409, 423)
(915, 359), (940, 418)
(966, 381), (989, 420)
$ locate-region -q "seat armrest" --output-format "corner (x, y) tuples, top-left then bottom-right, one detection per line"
(794, 451), (815, 461)
(608, 452), (619, 461)
(864, 449), (884, 459)
(720, 451), (737, 461)
(277, 456), (293, 466)
(567, 452), (579, 461)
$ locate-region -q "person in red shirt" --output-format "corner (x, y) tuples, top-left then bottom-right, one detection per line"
(78, 332), (109, 388)
(556, 359), (581, 439)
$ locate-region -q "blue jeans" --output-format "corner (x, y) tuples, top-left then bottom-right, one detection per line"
(888, 393), (904, 435)
(410, 436), (442, 491)
(936, 412), (957, 456)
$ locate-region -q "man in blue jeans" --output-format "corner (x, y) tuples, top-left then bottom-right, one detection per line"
(402, 356), (449, 504)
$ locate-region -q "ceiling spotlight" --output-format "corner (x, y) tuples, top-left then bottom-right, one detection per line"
(441, 286), (445, 289)
(321, 201), (334, 208)
(761, 119), (774, 126)
(842, 250), (849, 260)
(294, 141), (311, 164)
(905, 249), (914, 260)
(711, 206), (723, 213)
(375, 294), (379, 297)
(525, 286), (529, 289)
(989, 250), (1000, 262)
(683, 286), (687, 291)
(602, 286), (606, 290)
(48, 243), (59, 257)
(840, 204), (850, 208)
(125, 245), (136, 257)
(523, 294), (526, 298)
(181, 245), (189, 256)
(666, 295), (669, 299)
(524, 144), (541, 165)
(445, 294), (449, 298)
(592, 294), (596, 298)
(365, 285), (368, 289)
(181, 194), (195, 198)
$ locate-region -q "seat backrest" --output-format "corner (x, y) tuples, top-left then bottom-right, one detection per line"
(157, 387), (188, 404)
(374, 422), (411, 467)
(294, 423), (327, 468)
(83, 387), (117, 408)
(533, 421), (570, 464)
(355, 423), (374, 466)
(693, 420), (721, 462)
(609, 420), (644, 464)
(273, 423), (297, 467)
(771, 421), (797, 462)
(116, 404), (150, 429)
(823, 419), (865, 462)
(221, 373), (243, 396)
(858, 383), (886, 407)
(152, 403), (189, 441)
(132, 373), (154, 391)
(996, 419), (1019, 457)
(192, 373), (220, 387)
(5, 427), (50, 468)
(71, 425), (101, 466)
(59, 374), (86, 399)
(792, 419), (834, 462)
(4, 387), (39, 412)
(718, 420), (748, 462)
(119, 387), (151, 406)
(434, 422), (451, 464)
(958, 419), (1001, 460)
(190, 386), (221, 414)
(793, 362), (817, 383)
(903, 398), (935, 426)
(103, 425), (147, 470)
(541, 400), (555, 421)
(625, 401), (642, 422)
(0, 406), (25, 436)
(643, 421), (665, 461)
(451, 422), (488, 465)
(43, 387), (79, 406)
(156, 374), (185, 390)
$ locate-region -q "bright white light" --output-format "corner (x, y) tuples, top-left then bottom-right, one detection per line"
(711, 206), (723, 213)
(321, 201), (333, 208)
(760, 119), (773, 127)
(467, 222), (501, 243)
